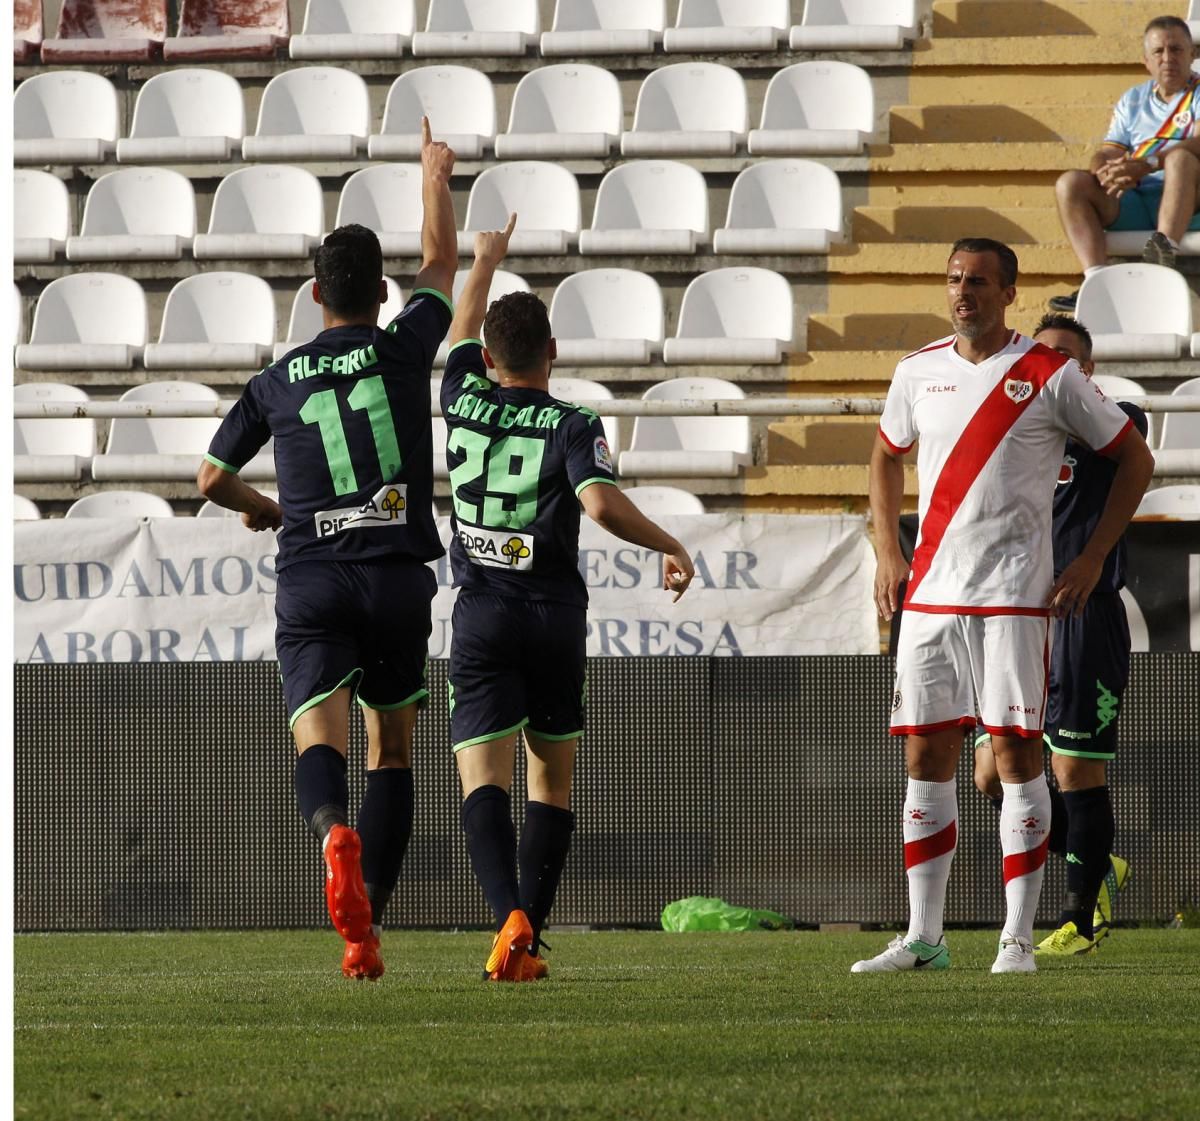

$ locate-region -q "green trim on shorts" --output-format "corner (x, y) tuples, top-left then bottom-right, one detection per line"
(575, 477), (618, 497)
(525, 728), (583, 743)
(288, 669), (361, 729)
(412, 287), (454, 314)
(357, 686), (428, 713)
(1047, 742), (1116, 761)
(204, 452), (239, 474)
(973, 732), (990, 750)
(449, 337), (483, 353)
(452, 718), (529, 753)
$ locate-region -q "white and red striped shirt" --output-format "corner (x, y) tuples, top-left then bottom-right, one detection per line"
(880, 332), (1133, 614)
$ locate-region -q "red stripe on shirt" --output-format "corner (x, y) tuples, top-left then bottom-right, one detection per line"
(1096, 417), (1134, 458)
(878, 426), (914, 456)
(900, 337), (956, 363)
(905, 344), (1067, 603)
(1003, 835), (1050, 882)
(904, 821), (957, 869)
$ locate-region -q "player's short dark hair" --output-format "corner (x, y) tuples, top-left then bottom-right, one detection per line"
(948, 237), (1019, 287)
(483, 291), (552, 373)
(1033, 313), (1093, 360)
(1144, 15), (1192, 41)
(313, 224), (383, 318)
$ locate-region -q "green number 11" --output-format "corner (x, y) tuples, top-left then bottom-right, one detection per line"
(299, 375), (402, 497)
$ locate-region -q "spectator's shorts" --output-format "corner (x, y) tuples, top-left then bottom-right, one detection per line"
(1109, 182), (1200, 231)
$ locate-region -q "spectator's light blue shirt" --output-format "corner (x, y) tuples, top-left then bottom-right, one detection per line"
(1105, 77), (1200, 185)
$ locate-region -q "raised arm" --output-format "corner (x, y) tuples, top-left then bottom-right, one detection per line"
(412, 116), (457, 303)
(449, 214), (517, 347)
(196, 460), (282, 532)
(869, 433), (910, 621)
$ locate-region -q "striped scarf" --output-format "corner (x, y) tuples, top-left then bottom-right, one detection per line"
(1132, 75), (1200, 159)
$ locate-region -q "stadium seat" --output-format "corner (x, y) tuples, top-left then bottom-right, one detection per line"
(412, 0), (539, 57)
(274, 276), (404, 361)
(548, 375), (620, 451)
(1158, 376), (1200, 453)
(13, 495), (42, 520)
(1191, 0), (1200, 43)
(495, 65), (622, 159)
(540, 0), (664, 56)
(163, 0), (289, 60)
(13, 71), (120, 164)
(242, 67), (370, 160)
(193, 166), (324, 259)
(460, 163), (580, 255)
(16, 273), (147, 370)
(14, 0), (43, 63)
(337, 165), (424, 256)
(622, 485), (706, 515)
(14, 285), (27, 346)
(749, 61), (876, 156)
(117, 69), (245, 163)
(433, 268), (529, 365)
(620, 378), (750, 478)
(14, 382), (96, 482)
(41, 0), (167, 63)
(145, 273), (276, 370)
(663, 268), (794, 364)
(1076, 265), (1190, 361)
(1135, 483), (1200, 519)
(290, 0), (413, 59)
(790, 0), (919, 50)
(713, 159), (844, 254)
(579, 161), (709, 255)
(1091, 374), (1154, 447)
(549, 270), (664, 366)
(66, 168), (196, 262)
(14, 171), (71, 264)
(621, 63), (748, 157)
(369, 67), (497, 160)
(65, 490), (176, 518)
(663, 0), (788, 53)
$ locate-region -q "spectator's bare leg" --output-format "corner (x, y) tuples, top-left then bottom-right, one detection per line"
(1055, 169), (1121, 271)
(1157, 146), (1200, 243)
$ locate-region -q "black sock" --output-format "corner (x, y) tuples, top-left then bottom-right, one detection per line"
(358, 767), (414, 927)
(462, 785), (520, 928)
(1047, 781), (1068, 856)
(1058, 785), (1115, 939)
(519, 802), (575, 953)
(294, 744), (348, 842)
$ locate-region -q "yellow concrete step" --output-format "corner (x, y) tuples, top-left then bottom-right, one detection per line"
(860, 177), (1060, 209)
(827, 240), (1080, 278)
(852, 205), (1064, 246)
(743, 464), (918, 501)
(914, 35), (1143, 67)
(766, 419), (880, 466)
(785, 350), (905, 386)
(907, 70), (1140, 109)
(888, 104), (1111, 145)
(867, 141), (1093, 174)
(931, 0), (1165, 40)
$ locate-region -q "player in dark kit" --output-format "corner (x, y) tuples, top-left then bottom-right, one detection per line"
(197, 119), (458, 980)
(443, 216), (695, 981)
(975, 314), (1146, 955)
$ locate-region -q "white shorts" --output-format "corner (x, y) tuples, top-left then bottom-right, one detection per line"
(890, 611), (1051, 739)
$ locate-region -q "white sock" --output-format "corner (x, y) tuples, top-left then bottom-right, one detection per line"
(999, 773), (1052, 944)
(903, 778), (958, 945)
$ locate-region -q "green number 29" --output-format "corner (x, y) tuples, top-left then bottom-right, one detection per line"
(298, 375), (402, 497)
(448, 429), (545, 530)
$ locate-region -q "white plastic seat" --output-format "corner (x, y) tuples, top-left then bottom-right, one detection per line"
(541, 0), (665, 56)
(548, 376), (619, 451)
(433, 269), (529, 365)
(1191, 0), (1200, 44)
(145, 273), (276, 370)
(13, 383), (96, 482)
(664, 268), (794, 364)
(1091, 374), (1153, 446)
(14, 71), (120, 164)
(620, 378), (750, 478)
(369, 67), (496, 160)
(116, 68), (245, 163)
(714, 160), (844, 254)
(13, 495), (42, 521)
(495, 65), (622, 159)
(621, 64), (748, 157)
(16, 273), (147, 370)
(14, 285), (27, 346)
(1135, 484), (1200, 519)
(621, 485), (706, 515)
(337, 165), (424, 256)
(790, 0), (918, 50)
(66, 168), (196, 262)
(580, 161), (709, 255)
(749, 61), (876, 156)
(412, 0), (539, 57)
(65, 490), (176, 518)
(242, 67), (370, 160)
(40, 0), (167, 63)
(14, 0), (43, 63)
(664, 0), (788, 52)
(549, 270), (664, 366)
(1077, 265), (1190, 361)
(460, 162), (580, 255)
(1158, 376), (1200, 453)
(275, 276), (404, 361)
(193, 166), (325, 259)
(14, 171), (71, 263)
(290, 0), (413, 59)
(163, 0), (289, 61)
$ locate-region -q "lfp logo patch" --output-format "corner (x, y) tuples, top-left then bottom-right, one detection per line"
(594, 437), (613, 472)
(1004, 378), (1033, 404)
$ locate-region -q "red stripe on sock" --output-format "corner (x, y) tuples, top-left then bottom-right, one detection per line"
(1003, 835), (1050, 883)
(904, 820), (957, 869)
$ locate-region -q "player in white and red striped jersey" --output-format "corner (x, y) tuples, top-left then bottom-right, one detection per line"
(852, 238), (1153, 976)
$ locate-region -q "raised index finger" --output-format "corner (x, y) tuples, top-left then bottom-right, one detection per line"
(421, 116), (432, 147)
(502, 212), (518, 240)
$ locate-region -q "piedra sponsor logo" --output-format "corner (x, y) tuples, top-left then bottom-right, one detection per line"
(315, 485), (407, 538)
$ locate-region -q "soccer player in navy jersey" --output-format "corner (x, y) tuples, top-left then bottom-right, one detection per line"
(442, 217), (695, 981)
(197, 119), (457, 980)
(974, 314), (1145, 956)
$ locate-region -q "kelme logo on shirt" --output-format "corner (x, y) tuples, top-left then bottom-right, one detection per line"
(458, 525), (535, 570)
(314, 483), (407, 538)
(1004, 378), (1034, 404)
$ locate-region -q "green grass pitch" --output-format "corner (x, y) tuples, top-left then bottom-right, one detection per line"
(14, 929), (1200, 1121)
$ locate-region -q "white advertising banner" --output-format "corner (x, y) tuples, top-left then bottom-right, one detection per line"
(13, 515), (878, 663)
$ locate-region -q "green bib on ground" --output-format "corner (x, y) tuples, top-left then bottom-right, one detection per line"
(660, 896), (793, 932)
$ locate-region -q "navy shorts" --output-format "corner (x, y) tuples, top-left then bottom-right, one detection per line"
(448, 591), (586, 752)
(275, 558), (437, 727)
(1045, 592), (1130, 761)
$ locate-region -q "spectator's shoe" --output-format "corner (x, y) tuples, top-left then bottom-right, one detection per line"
(850, 935), (950, 973)
(1143, 232), (1178, 269)
(519, 953), (550, 981)
(342, 929), (385, 981)
(1035, 921), (1097, 956)
(1093, 854), (1131, 942)
(1048, 290), (1079, 313)
(484, 909), (534, 982)
(323, 824), (372, 945)
(991, 935), (1037, 973)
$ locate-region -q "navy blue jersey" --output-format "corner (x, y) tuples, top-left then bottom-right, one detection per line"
(440, 339), (617, 607)
(1053, 401), (1148, 590)
(206, 290), (452, 570)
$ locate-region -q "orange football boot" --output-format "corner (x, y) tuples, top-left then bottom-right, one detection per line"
(342, 930), (385, 981)
(323, 824), (372, 944)
(484, 909), (534, 982)
(519, 953), (549, 981)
